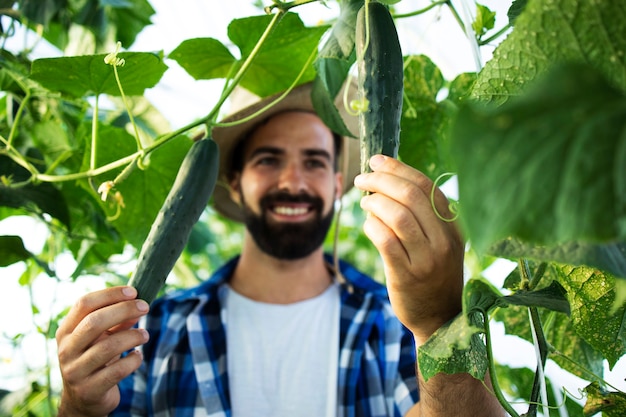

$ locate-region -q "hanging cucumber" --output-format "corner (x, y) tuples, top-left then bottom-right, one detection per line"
(355, 0), (403, 174)
(128, 137), (219, 304)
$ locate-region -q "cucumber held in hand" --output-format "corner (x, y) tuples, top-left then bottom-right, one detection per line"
(128, 137), (219, 304)
(356, 0), (404, 174)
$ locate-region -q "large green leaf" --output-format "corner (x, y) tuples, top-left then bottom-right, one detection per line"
(472, 0), (626, 104)
(583, 382), (626, 417)
(493, 305), (605, 380)
(417, 313), (487, 382)
(169, 13), (328, 98)
(168, 38), (236, 81)
(399, 55), (463, 180)
(0, 152), (71, 229)
(0, 235), (32, 267)
(78, 124), (192, 249)
(491, 238), (626, 280)
(556, 264), (626, 368)
(452, 63), (626, 254)
(30, 52), (168, 98)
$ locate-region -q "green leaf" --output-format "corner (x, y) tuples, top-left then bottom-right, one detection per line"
(399, 55), (457, 180)
(105, 0), (155, 48)
(20, 0), (61, 26)
(464, 277), (502, 316)
(472, 4), (496, 37)
(502, 281), (570, 314)
(310, 76), (355, 139)
(417, 313), (487, 382)
(232, 13), (328, 97)
(0, 153), (71, 229)
(79, 124), (193, 249)
(452, 63), (626, 254)
(583, 381), (626, 417)
(506, 0), (528, 25)
(0, 235), (32, 267)
(170, 13), (328, 98)
(168, 38), (236, 81)
(556, 264), (626, 367)
(112, 138), (193, 248)
(314, 0), (361, 82)
(491, 238), (626, 280)
(30, 52), (168, 98)
(472, 0), (626, 104)
(548, 312), (605, 381)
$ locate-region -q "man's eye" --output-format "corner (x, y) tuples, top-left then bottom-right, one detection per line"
(257, 156), (278, 165)
(306, 159), (327, 169)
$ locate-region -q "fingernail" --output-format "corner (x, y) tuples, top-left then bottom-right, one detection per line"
(136, 300), (149, 312)
(138, 328), (149, 341)
(354, 174), (365, 187)
(122, 287), (137, 298)
(369, 154), (385, 169)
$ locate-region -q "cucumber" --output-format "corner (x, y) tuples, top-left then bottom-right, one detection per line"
(355, 0), (403, 174)
(128, 137), (219, 304)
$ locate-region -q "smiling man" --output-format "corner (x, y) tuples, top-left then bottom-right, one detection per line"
(56, 82), (504, 417)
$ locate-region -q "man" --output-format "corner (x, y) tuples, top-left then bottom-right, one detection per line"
(56, 83), (503, 416)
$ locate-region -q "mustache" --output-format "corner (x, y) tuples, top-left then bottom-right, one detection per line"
(260, 191), (323, 211)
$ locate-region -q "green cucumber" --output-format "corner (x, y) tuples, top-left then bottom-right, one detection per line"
(128, 137), (219, 304)
(356, 0), (404, 174)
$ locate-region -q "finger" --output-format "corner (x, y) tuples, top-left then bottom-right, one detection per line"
(70, 349), (144, 407)
(360, 191), (426, 251)
(61, 327), (149, 383)
(57, 287), (139, 339)
(71, 299), (149, 351)
(355, 156), (458, 242)
(361, 210), (410, 267)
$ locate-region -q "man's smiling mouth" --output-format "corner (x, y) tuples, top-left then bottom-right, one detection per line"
(272, 205), (310, 216)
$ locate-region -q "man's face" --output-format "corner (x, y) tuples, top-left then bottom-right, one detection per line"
(229, 111), (343, 259)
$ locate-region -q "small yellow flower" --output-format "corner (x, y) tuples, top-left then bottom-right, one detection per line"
(98, 181), (115, 202)
(104, 41), (125, 67)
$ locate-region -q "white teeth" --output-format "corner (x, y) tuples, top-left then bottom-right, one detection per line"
(274, 206), (308, 216)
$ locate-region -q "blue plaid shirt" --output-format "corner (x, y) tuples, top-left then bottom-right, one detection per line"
(112, 256), (419, 416)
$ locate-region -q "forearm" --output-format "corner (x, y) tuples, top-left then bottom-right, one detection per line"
(412, 367), (505, 417)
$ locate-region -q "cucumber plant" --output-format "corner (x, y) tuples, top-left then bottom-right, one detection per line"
(1, 1), (625, 416)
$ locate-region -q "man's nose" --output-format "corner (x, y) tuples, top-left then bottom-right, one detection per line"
(277, 162), (307, 193)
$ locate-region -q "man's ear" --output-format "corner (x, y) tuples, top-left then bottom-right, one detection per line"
(229, 173), (242, 206)
(335, 171), (344, 201)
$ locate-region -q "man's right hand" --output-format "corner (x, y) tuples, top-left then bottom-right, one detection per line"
(56, 286), (150, 417)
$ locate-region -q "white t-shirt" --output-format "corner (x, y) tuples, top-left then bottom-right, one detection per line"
(225, 283), (340, 417)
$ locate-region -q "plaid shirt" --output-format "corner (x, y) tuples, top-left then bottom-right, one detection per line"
(113, 255), (419, 416)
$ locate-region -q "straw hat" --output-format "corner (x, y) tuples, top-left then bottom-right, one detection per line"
(211, 81), (360, 222)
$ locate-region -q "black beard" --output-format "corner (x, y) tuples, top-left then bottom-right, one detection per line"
(241, 191), (334, 260)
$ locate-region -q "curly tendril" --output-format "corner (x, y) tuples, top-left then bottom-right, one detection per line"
(431, 172), (460, 222)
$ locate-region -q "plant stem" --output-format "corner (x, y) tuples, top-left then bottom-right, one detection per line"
(483, 310), (521, 417)
(479, 23), (512, 46)
(265, 0), (319, 14)
(7, 92), (30, 147)
(445, 1), (467, 34)
(113, 63), (144, 151)
(91, 95), (99, 171)
(34, 118), (204, 183)
(10, 5), (286, 186)
(211, 10), (286, 127)
(393, 0), (449, 19)
(527, 307), (549, 417)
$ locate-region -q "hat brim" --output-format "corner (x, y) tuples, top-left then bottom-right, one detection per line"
(211, 82), (360, 222)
